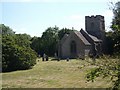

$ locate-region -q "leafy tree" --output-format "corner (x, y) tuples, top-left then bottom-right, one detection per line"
(30, 27), (73, 56)
(31, 37), (42, 55)
(2, 35), (37, 72)
(58, 28), (72, 40)
(86, 2), (120, 89)
(2, 25), (37, 72)
(106, 2), (120, 89)
(105, 32), (114, 55)
(41, 26), (59, 56)
(110, 1), (120, 54)
(111, 2), (120, 31)
(15, 34), (32, 47)
(0, 24), (15, 35)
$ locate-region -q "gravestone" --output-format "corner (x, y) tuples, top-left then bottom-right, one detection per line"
(42, 53), (46, 61)
(46, 55), (49, 61)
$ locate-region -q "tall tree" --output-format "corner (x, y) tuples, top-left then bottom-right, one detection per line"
(109, 1), (120, 54)
(58, 28), (72, 40)
(111, 1), (120, 89)
(31, 37), (42, 55)
(41, 26), (59, 56)
(2, 24), (37, 72)
(0, 24), (15, 35)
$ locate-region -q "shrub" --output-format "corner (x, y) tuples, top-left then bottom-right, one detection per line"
(2, 35), (37, 72)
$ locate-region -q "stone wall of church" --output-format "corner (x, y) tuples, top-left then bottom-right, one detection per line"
(85, 15), (105, 40)
(85, 15), (106, 53)
(60, 32), (85, 59)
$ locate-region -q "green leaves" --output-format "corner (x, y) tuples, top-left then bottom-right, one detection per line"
(2, 26), (37, 72)
(0, 24), (15, 35)
(110, 1), (120, 54)
(30, 26), (73, 56)
(86, 57), (120, 89)
(86, 68), (102, 82)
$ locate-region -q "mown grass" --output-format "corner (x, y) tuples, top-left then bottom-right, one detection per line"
(2, 58), (114, 88)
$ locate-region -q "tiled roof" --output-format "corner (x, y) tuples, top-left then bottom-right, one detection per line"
(89, 34), (102, 42)
(80, 29), (102, 42)
(74, 31), (91, 45)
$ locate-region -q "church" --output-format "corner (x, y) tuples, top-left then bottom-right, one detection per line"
(58, 15), (106, 59)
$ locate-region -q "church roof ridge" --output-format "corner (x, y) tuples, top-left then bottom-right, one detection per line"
(80, 29), (102, 42)
(73, 30), (91, 45)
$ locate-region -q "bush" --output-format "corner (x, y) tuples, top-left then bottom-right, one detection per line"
(2, 35), (37, 72)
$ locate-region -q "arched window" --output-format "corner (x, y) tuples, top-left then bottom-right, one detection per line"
(70, 40), (76, 53)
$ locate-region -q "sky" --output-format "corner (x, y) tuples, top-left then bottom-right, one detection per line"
(0, 0), (119, 37)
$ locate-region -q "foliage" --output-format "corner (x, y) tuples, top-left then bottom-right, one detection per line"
(111, 1), (120, 89)
(86, 67), (102, 82)
(105, 32), (114, 55)
(30, 26), (73, 56)
(30, 37), (42, 55)
(85, 2), (120, 89)
(58, 28), (72, 40)
(0, 24), (15, 35)
(15, 34), (32, 47)
(31, 26), (59, 56)
(108, 1), (120, 54)
(2, 25), (37, 72)
(86, 56), (120, 89)
(110, 2), (120, 31)
(41, 26), (59, 56)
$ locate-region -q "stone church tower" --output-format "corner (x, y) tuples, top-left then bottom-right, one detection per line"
(85, 15), (106, 53)
(58, 15), (106, 59)
(85, 15), (105, 40)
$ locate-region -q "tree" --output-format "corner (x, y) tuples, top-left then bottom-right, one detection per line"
(2, 35), (37, 72)
(15, 34), (32, 47)
(105, 32), (114, 55)
(111, 2), (120, 31)
(110, 1), (120, 54)
(58, 28), (72, 40)
(106, 2), (120, 89)
(41, 26), (59, 56)
(30, 27), (73, 57)
(2, 25), (37, 72)
(31, 37), (42, 55)
(0, 24), (15, 35)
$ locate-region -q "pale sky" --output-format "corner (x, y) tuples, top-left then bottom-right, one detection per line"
(0, 0), (119, 37)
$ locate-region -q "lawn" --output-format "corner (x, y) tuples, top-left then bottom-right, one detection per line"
(2, 58), (114, 88)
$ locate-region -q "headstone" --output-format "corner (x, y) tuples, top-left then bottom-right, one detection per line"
(54, 53), (57, 59)
(66, 58), (69, 61)
(42, 53), (46, 61)
(46, 55), (49, 61)
(57, 58), (60, 61)
(42, 57), (44, 61)
(38, 54), (41, 58)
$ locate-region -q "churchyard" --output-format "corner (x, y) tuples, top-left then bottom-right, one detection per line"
(2, 57), (115, 88)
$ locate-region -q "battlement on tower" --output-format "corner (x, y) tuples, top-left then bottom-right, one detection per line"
(85, 15), (106, 53)
(85, 15), (104, 22)
(85, 15), (105, 39)
(85, 15), (104, 19)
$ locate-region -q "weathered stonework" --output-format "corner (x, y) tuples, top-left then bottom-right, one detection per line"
(58, 15), (106, 59)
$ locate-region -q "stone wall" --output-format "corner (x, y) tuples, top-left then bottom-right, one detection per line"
(60, 31), (85, 59)
(85, 15), (105, 40)
(85, 15), (106, 53)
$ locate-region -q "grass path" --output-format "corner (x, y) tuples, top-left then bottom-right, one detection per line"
(2, 58), (113, 88)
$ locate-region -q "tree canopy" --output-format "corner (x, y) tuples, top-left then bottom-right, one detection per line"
(110, 1), (120, 54)
(30, 26), (73, 56)
(2, 24), (37, 72)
